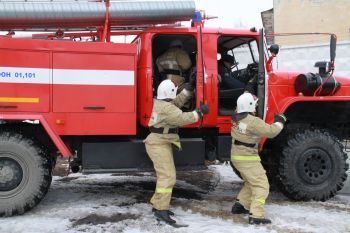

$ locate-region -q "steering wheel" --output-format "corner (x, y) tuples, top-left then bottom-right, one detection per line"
(246, 62), (258, 77)
(244, 63), (259, 94)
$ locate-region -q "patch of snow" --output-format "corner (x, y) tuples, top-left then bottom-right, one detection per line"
(1, 164), (349, 233)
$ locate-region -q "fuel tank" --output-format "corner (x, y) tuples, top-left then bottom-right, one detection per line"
(295, 72), (341, 96)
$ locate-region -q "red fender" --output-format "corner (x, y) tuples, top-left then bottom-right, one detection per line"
(0, 114), (72, 157)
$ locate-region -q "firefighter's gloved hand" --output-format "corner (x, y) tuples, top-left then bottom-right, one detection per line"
(184, 82), (195, 91)
(185, 68), (197, 91)
(274, 113), (287, 124)
(196, 103), (209, 118)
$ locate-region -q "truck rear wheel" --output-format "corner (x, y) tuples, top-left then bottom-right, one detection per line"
(0, 132), (52, 216)
(279, 129), (348, 201)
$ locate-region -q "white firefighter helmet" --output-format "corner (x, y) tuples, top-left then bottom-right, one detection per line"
(236, 92), (258, 113)
(157, 79), (178, 100)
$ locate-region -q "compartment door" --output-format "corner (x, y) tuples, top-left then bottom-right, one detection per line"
(52, 52), (135, 113)
(0, 50), (50, 112)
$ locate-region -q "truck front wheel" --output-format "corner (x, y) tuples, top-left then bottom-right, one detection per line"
(279, 129), (348, 201)
(0, 132), (52, 216)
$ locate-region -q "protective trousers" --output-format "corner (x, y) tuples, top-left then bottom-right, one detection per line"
(145, 142), (176, 210)
(232, 160), (269, 218)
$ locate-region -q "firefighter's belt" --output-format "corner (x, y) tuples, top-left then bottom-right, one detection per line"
(163, 69), (181, 76)
(150, 127), (178, 134)
(234, 140), (256, 148)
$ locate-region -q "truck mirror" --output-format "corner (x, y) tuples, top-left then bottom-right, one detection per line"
(330, 34), (337, 63)
(268, 44), (280, 55)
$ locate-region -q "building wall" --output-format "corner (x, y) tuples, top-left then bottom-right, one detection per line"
(274, 40), (350, 77)
(261, 8), (274, 45)
(274, 0), (350, 45)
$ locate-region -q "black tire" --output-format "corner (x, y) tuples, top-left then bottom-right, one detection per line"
(0, 132), (52, 217)
(279, 129), (348, 201)
(260, 146), (280, 188)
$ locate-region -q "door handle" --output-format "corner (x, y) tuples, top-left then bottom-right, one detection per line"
(83, 106), (106, 110)
(0, 105), (18, 109)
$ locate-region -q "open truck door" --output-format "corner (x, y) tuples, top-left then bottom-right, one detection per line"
(257, 28), (267, 119)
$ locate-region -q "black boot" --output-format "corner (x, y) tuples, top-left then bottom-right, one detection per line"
(152, 208), (174, 216)
(249, 217), (272, 225)
(231, 202), (249, 214)
(154, 209), (176, 224)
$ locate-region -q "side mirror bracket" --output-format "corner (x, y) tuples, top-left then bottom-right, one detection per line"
(266, 44), (280, 73)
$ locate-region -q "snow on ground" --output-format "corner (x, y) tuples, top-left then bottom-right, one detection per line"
(0, 164), (349, 233)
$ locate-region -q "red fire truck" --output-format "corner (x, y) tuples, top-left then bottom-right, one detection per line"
(0, 0), (348, 217)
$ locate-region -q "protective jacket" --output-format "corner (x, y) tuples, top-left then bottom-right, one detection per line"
(156, 47), (192, 89)
(231, 113), (283, 160)
(144, 89), (198, 149)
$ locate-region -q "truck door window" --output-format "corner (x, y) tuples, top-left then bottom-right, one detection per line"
(230, 40), (259, 70)
(217, 37), (259, 116)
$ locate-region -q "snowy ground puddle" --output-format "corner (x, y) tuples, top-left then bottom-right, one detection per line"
(71, 213), (140, 227)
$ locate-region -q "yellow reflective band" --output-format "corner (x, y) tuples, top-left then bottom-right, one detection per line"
(156, 187), (173, 193)
(256, 198), (266, 205)
(0, 97), (39, 103)
(231, 155), (261, 161)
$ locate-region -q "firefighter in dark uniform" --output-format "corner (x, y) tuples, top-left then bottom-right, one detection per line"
(218, 54), (245, 90)
(230, 92), (286, 224)
(144, 79), (209, 224)
(156, 39), (192, 92)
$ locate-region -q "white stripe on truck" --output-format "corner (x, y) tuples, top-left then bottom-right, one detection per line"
(0, 67), (135, 85)
(53, 69), (134, 85)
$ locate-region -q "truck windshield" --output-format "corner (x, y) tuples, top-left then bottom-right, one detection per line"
(230, 40), (259, 70)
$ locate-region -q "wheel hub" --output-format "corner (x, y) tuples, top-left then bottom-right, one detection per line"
(0, 157), (23, 192)
(309, 160), (322, 172)
(298, 148), (332, 185)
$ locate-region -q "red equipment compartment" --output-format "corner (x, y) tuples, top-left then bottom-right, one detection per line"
(0, 49), (50, 112)
(52, 52), (135, 113)
(0, 36), (137, 135)
(50, 43), (137, 136)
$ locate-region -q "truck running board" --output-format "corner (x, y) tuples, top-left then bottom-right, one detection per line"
(82, 138), (205, 174)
